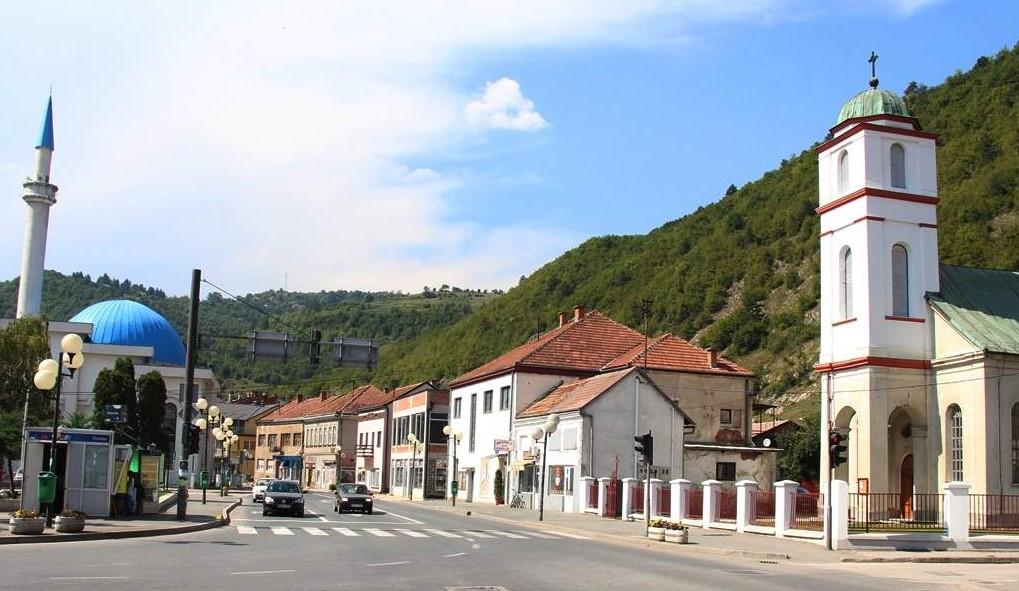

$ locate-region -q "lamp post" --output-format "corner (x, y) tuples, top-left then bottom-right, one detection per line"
(531, 413), (560, 522)
(334, 445), (344, 487)
(212, 420), (235, 495)
(406, 434), (424, 501)
(32, 333), (85, 527)
(193, 398), (222, 504)
(442, 425), (462, 506)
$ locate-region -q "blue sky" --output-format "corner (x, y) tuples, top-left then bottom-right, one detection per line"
(1, 1), (1017, 296)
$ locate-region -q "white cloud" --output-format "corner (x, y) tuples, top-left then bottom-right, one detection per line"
(0, 1), (795, 295)
(465, 78), (548, 132)
(887, 0), (942, 17)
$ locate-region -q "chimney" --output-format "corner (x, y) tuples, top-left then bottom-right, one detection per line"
(320, 392), (327, 401)
(573, 305), (584, 322)
(296, 394), (303, 403)
(558, 312), (566, 327)
(706, 347), (718, 368)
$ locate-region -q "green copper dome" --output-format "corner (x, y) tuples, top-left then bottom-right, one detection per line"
(836, 88), (910, 125)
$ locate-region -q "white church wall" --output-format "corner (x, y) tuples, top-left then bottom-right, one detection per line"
(933, 359), (990, 493)
(932, 312), (980, 359)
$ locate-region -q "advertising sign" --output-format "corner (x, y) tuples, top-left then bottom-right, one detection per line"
(493, 439), (513, 455)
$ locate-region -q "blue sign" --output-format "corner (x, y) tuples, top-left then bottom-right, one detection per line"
(26, 429), (112, 444)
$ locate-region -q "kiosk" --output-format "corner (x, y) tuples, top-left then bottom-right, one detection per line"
(21, 427), (127, 517)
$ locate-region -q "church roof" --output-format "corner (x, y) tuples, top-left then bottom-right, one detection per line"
(836, 88), (910, 125)
(928, 264), (1019, 355)
(69, 299), (186, 365)
(38, 96), (54, 150)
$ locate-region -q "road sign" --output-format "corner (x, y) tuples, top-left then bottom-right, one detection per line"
(637, 464), (671, 480)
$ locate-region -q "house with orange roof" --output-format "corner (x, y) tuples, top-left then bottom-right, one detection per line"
(255, 393), (340, 481)
(388, 381), (450, 499)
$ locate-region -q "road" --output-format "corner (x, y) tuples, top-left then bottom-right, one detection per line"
(1, 492), (1016, 590)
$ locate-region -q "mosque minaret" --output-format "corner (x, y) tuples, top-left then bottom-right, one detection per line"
(16, 96), (58, 317)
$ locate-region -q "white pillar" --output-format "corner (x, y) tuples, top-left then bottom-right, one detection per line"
(621, 477), (637, 519)
(701, 479), (721, 529)
(735, 479), (757, 533)
(943, 481), (970, 544)
(773, 480), (799, 538)
(597, 477), (610, 517)
(581, 477), (595, 512)
(670, 478), (690, 520)
(648, 478), (663, 517)
(830, 480), (850, 550)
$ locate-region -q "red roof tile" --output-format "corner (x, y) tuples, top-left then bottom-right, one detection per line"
(603, 333), (753, 376)
(517, 368), (636, 418)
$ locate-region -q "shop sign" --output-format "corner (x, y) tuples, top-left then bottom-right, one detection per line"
(493, 439), (513, 455)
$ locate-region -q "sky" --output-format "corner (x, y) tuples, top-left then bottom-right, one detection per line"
(1, 1), (1017, 297)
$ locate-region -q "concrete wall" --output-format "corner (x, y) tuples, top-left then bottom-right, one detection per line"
(648, 370), (749, 443)
(684, 447), (777, 489)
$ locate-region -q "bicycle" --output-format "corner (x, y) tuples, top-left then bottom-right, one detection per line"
(509, 493), (526, 508)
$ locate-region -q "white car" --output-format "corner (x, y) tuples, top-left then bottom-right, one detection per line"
(252, 478), (273, 503)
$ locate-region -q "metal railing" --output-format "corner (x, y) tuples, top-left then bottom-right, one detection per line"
(792, 492), (824, 531)
(751, 489), (775, 526)
(587, 481), (599, 510)
(658, 486), (671, 517)
(604, 481), (620, 518)
(629, 484), (645, 515)
(718, 488), (737, 522)
(688, 488), (703, 519)
(848, 493), (944, 533)
(970, 494), (1019, 533)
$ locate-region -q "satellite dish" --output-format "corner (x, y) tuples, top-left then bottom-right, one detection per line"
(762, 438), (772, 448)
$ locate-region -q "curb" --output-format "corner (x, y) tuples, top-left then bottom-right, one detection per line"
(840, 555), (1019, 564)
(0, 498), (241, 545)
(389, 499), (791, 562)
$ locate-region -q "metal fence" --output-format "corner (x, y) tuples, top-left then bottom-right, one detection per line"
(718, 488), (737, 522)
(604, 481), (620, 518)
(629, 484), (644, 515)
(688, 488), (703, 519)
(848, 493), (944, 532)
(751, 489), (775, 526)
(970, 494), (1019, 533)
(658, 486), (671, 517)
(587, 481), (599, 510)
(792, 492), (824, 531)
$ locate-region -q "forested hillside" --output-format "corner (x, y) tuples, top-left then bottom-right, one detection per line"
(4, 44), (1018, 411)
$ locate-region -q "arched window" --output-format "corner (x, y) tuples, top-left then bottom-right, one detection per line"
(892, 244), (909, 317)
(948, 405), (963, 482)
(890, 143), (906, 189)
(839, 248), (853, 319)
(1011, 403), (1019, 484)
(838, 150), (850, 194)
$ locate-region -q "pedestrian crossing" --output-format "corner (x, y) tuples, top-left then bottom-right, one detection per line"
(232, 525), (588, 540)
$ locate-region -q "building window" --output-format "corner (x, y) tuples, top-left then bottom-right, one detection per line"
(716, 462), (736, 481)
(469, 394), (477, 453)
(518, 465), (536, 493)
(483, 390), (493, 413)
(548, 465), (574, 496)
(838, 150), (850, 194)
(453, 397), (462, 418)
(1012, 404), (1019, 484)
(840, 248), (853, 319)
(948, 405), (963, 482)
(500, 386), (511, 411)
(429, 412), (448, 444)
(268, 434), (277, 448)
(892, 244), (909, 317)
(720, 409), (732, 425)
(890, 143), (906, 189)
(281, 433), (291, 447)
(293, 433), (302, 447)
(376, 430), (382, 447)
(257, 434), (265, 447)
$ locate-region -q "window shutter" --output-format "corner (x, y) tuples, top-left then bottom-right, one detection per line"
(892, 245), (909, 317)
(890, 144), (906, 189)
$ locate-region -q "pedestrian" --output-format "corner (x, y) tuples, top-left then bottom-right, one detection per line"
(125, 472), (137, 516)
(134, 474), (146, 515)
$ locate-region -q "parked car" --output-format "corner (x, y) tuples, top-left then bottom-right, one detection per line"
(262, 480), (305, 517)
(334, 483), (373, 514)
(252, 478), (273, 503)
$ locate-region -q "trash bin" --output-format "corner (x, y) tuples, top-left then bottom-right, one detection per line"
(38, 471), (57, 504)
(199, 470), (209, 488)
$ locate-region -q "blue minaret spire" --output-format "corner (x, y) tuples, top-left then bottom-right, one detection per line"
(37, 94), (54, 150)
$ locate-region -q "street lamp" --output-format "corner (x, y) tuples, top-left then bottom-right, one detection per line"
(217, 430), (239, 494)
(406, 433), (424, 501)
(193, 398), (223, 504)
(442, 425), (463, 506)
(531, 413), (560, 522)
(32, 333), (85, 526)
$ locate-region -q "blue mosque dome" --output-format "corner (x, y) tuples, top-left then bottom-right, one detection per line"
(70, 300), (186, 365)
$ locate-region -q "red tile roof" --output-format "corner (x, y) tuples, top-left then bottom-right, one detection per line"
(603, 333), (753, 376)
(259, 393), (351, 423)
(335, 384), (395, 413)
(517, 368), (636, 418)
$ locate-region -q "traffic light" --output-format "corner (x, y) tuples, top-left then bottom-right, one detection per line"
(829, 431), (848, 468)
(634, 431), (653, 466)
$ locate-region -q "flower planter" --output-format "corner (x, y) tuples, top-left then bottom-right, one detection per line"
(647, 526), (665, 542)
(54, 515), (85, 533)
(9, 516), (46, 535)
(664, 529), (689, 544)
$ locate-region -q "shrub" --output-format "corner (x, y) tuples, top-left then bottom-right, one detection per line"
(328, 483), (336, 491)
(11, 509), (39, 519)
(649, 518), (686, 531)
(59, 510), (85, 518)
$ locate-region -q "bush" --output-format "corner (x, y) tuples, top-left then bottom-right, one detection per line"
(59, 510), (85, 518)
(328, 483), (336, 491)
(11, 509), (38, 519)
(493, 469), (505, 502)
(649, 518), (686, 531)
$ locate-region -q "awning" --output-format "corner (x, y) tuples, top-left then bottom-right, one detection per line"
(510, 460), (533, 470)
(278, 455), (302, 468)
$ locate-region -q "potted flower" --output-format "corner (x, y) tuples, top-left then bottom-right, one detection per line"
(647, 518), (666, 541)
(662, 520), (689, 544)
(55, 510), (86, 533)
(494, 469), (505, 505)
(9, 509), (45, 535)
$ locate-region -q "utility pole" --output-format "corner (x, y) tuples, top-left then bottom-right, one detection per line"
(177, 268), (201, 520)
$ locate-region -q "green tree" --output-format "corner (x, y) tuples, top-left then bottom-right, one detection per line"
(493, 467), (505, 503)
(0, 317), (51, 494)
(62, 412), (92, 429)
(776, 413), (820, 482)
(136, 371), (168, 453)
(92, 358), (137, 444)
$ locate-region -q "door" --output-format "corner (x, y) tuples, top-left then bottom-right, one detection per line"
(899, 454), (914, 519)
(466, 468), (475, 502)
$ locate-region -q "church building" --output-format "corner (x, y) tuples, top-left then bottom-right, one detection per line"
(816, 62), (1019, 499)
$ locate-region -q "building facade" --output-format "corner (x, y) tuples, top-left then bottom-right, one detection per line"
(389, 382), (449, 499)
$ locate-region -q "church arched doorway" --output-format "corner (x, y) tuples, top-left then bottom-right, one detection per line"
(900, 454), (914, 519)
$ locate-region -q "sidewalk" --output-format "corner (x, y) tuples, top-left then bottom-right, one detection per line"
(379, 496), (1019, 564)
(0, 489), (241, 544)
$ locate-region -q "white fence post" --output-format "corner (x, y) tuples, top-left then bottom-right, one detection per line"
(830, 480), (849, 550)
(621, 478), (637, 520)
(597, 477), (610, 517)
(648, 478), (663, 517)
(944, 481), (971, 545)
(773, 480), (799, 538)
(671, 478), (690, 521)
(701, 479), (721, 529)
(735, 480), (757, 533)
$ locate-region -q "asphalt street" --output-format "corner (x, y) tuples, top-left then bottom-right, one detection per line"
(1, 492), (1015, 591)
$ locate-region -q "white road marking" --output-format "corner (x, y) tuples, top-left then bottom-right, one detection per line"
(236, 526), (258, 535)
(466, 531), (496, 538)
(366, 561), (410, 567)
(303, 527), (328, 536)
(364, 528), (395, 537)
(541, 530), (590, 539)
(395, 528), (429, 538)
(484, 529), (528, 539)
(373, 507), (423, 524)
(320, 499), (331, 503)
(50, 577), (128, 581)
(472, 543), (481, 549)
(425, 529), (462, 538)
(332, 528), (360, 536)
(271, 527), (294, 536)
(520, 531), (559, 539)
(230, 570), (296, 576)
(444, 553), (466, 558)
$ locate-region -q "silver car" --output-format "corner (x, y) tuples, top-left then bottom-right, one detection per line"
(252, 478), (273, 503)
